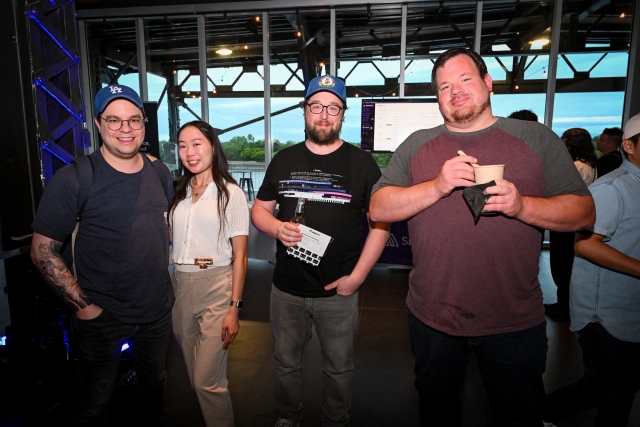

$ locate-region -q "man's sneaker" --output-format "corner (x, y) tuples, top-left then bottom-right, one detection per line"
(275, 417), (299, 427)
(543, 422), (558, 427)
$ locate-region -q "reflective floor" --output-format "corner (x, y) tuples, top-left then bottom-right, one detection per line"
(163, 251), (640, 427)
(5, 251), (639, 426)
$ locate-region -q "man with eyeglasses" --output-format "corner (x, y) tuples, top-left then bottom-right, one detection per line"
(252, 75), (389, 427)
(30, 84), (174, 426)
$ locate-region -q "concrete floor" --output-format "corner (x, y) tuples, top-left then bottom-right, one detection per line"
(161, 251), (640, 427)
(3, 251), (639, 426)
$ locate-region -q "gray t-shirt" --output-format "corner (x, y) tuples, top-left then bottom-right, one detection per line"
(373, 117), (590, 336)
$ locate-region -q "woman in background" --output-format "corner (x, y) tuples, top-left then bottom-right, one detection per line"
(546, 128), (597, 321)
(170, 120), (249, 427)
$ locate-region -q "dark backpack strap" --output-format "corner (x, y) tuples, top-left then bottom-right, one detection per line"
(70, 154), (95, 279)
(142, 153), (172, 208)
(72, 155), (95, 221)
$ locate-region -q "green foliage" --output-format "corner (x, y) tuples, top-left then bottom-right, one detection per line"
(372, 153), (392, 166)
(274, 140), (296, 152)
(592, 136), (603, 158)
(221, 135), (297, 162)
(350, 142), (392, 167)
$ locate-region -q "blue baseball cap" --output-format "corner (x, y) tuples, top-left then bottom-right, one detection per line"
(305, 75), (347, 106)
(94, 84), (145, 115)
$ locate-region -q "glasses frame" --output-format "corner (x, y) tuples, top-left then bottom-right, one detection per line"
(99, 116), (148, 131)
(304, 102), (345, 116)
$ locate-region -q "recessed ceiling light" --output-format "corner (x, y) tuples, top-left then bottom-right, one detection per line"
(530, 38), (550, 47)
(216, 48), (233, 55)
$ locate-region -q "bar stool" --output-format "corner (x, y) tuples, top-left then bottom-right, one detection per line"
(239, 171), (254, 201)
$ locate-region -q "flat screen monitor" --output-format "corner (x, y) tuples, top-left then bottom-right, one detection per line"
(361, 99), (443, 152)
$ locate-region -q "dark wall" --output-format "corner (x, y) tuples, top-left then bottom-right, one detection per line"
(0, 1), (42, 253)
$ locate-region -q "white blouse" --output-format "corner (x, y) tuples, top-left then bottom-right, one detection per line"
(575, 160), (596, 186)
(171, 181), (249, 272)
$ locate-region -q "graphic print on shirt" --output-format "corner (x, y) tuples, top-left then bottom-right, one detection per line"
(278, 169), (352, 204)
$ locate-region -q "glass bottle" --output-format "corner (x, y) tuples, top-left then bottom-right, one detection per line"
(290, 198), (306, 225)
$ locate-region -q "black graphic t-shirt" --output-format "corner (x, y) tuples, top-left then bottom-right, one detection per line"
(257, 142), (381, 297)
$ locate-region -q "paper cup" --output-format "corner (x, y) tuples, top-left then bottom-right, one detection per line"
(473, 164), (504, 184)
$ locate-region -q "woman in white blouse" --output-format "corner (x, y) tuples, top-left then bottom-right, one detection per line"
(170, 120), (249, 427)
(547, 128), (597, 321)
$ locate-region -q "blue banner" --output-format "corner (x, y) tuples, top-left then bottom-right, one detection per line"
(363, 215), (413, 266)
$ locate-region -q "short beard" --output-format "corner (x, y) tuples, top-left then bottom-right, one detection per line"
(306, 122), (342, 146)
(448, 96), (491, 125)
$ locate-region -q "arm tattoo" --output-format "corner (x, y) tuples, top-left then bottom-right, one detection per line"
(31, 241), (92, 312)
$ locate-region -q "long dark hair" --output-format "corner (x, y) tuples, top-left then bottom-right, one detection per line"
(170, 121), (237, 235)
(562, 128), (597, 168)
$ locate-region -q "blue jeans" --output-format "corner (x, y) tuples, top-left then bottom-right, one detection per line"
(408, 310), (547, 427)
(544, 322), (640, 426)
(270, 285), (359, 427)
(71, 308), (172, 426)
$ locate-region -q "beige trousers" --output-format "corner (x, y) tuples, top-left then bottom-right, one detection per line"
(172, 266), (234, 427)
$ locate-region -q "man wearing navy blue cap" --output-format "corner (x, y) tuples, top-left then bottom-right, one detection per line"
(30, 84), (174, 426)
(252, 75), (389, 427)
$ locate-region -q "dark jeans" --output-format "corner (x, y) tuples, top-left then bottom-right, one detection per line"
(549, 231), (576, 310)
(408, 310), (547, 427)
(270, 285), (359, 427)
(544, 322), (640, 426)
(71, 309), (172, 427)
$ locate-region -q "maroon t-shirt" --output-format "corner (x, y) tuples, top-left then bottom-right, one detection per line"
(373, 118), (590, 336)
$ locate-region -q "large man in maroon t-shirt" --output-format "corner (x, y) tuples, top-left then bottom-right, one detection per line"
(370, 48), (595, 426)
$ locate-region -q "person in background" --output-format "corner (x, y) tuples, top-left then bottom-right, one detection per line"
(543, 114), (640, 427)
(251, 74), (389, 427)
(170, 121), (249, 427)
(369, 47), (595, 427)
(30, 84), (174, 426)
(508, 109), (539, 122)
(596, 127), (623, 178)
(546, 128), (598, 321)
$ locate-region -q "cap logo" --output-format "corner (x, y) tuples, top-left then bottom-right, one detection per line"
(110, 86), (122, 94)
(319, 76), (335, 88)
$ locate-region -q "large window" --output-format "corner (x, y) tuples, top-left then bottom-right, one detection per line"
(550, 1), (632, 137)
(268, 10), (329, 160)
(80, 0), (636, 168)
(336, 5), (404, 165)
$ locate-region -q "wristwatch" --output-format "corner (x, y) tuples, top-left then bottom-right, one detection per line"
(230, 300), (243, 309)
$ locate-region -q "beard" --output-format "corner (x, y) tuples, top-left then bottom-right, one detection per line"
(446, 95), (491, 125)
(306, 120), (342, 145)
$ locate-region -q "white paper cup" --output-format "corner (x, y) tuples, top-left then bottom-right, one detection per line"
(473, 165), (504, 184)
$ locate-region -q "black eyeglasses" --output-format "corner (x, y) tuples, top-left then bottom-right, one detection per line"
(304, 103), (345, 116)
(100, 116), (147, 131)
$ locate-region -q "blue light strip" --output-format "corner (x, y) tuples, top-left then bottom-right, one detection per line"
(34, 78), (83, 121)
(41, 140), (75, 165)
(0, 337), (127, 350)
(27, 11), (78, 63)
